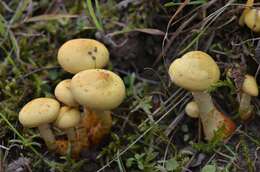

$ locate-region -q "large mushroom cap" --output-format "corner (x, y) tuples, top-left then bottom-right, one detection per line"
(242, 74), (259, 96)
(55, 106), (81, 129)
(19, 98), (60, 128)
(168, 51), (220, 91)
(58, 39), (109, 74)
(71, 69), (126, 110)
(54, 79), (79, 107)
(244, 9), (260, 32)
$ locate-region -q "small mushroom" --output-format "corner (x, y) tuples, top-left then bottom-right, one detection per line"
(239, 74), (259, 120)
(71, 69), (125, 146)
(54, 79), (79, 107)
(54, 106), (81, 143)
(244, 9), (260, 32)
(19, 98), (60, 150)
(169, 51), (236, 141)
(185, 101), (199, 118)
(239, 0), (260, 32)
(57, 39), (109, 74)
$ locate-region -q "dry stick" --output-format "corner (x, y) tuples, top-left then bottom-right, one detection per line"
(97, 93), (190, 172)
(139, 88), (185, 127)
(164, 110), (188, 136)
(18, 66), (60, 81)
(114, 68), (159, 85)
(153, 0), (191, 67)
(153, 0), (220, 67)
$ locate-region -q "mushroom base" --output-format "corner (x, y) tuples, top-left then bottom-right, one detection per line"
(192, 92), (236, 141)
(79, 108), (112, 147)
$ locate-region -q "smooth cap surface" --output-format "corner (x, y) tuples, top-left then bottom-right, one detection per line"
(242, 74), (259, 96)
(185, 101), (199, 118)
(54, 79), (79, 107)
(19, 98), (60, 128)
(71, 69), (126, 110)
(55, 106), (81, 129)
(58, 39), (109, 74)
(168, 51), (220, 91)
(244, 9), (260, 32)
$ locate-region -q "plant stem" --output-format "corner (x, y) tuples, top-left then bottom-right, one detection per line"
(86, 0), (103, 31)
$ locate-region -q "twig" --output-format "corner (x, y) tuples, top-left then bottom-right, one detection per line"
(97, 93), (190, 172)
(18, 66), (60, 82)
(114, 68), (159, 85)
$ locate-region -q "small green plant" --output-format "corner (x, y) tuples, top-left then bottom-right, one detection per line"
(201, 164), (217, 172)
(126, 148), (158, 171)
(193, 126), (226, 153)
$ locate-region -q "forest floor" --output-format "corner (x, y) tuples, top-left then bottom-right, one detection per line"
(0, 0), (260, 172)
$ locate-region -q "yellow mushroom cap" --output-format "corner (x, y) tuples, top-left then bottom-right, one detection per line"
(55, 106), (81, 129)
(57, 39), (109, 74)
(54, 79), (79, 107)
(244, 9), (260, 32)
(242, 74), (259, 96)
(168, 51), (220, 91)
(185, 101), (199, 118)
(71, 69), (126, 110)
(19, 98), (60, 128)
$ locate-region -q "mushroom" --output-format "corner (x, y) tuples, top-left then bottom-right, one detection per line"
(70, 69), (125, 146)
(54, 106), (81, 143)
(238, 74), (259, 120)
(19, 98), (60, 150)
(54, 79), (79, 107)
(57, 39), (109, 74)
(168, 51), (236, 141)
(185, 101), (199, 118)
(244, 9), (260, 32)
(239, 0), (260, 32)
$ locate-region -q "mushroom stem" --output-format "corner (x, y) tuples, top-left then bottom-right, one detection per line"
(92, 109), (112, 131)
(79, 108), (112, 146)
(192, 92), (235, 141)
(66, 128), (77, 142)
(239, 92), (253, 120)
(38, 124), (57, 150)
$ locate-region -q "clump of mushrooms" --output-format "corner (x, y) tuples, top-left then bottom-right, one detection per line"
(19, 98), (60, 150)
(70, 69), (125, 148)
(239, 0), (260, 32)
(58, 39), (109, 74)
(238, 74), (259, 120)
(168, 51), (236, 141)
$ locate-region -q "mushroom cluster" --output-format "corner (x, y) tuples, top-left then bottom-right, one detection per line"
(18, 39), (126, 158)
